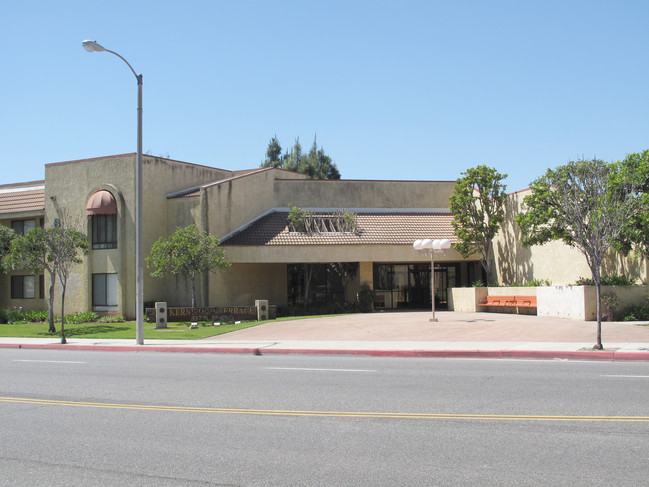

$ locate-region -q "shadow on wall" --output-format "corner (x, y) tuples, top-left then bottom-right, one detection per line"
(496, 196), (534, 285)
(602, 250), (645, 283)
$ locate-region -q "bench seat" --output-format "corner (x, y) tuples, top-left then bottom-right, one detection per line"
(479, 295), (537, 309)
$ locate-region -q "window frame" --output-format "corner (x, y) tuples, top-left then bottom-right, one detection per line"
(11, 219), (37, 235)
(11, 275), (37, 299)
(91, 213), (117, 250)
(92, 273), (118, 309)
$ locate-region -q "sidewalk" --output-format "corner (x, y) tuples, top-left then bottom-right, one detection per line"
(2, 311), (649, 360)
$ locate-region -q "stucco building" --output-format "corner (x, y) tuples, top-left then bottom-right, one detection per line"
(0, 153), (646, 319)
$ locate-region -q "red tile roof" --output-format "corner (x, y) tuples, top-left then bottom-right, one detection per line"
(222, 210), (456, 246)
(0, 184), (45, 214)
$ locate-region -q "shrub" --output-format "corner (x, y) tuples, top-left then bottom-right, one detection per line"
(509, 279), (552, 287)
(623, 297), (649, 321)
(64, 311), (98, 324)
(4, 308), (48, 324)
(601, 292), (621, 321)
(98, 314), (125, 323)
(358, 283), (374, 313)
(575, 275), (636, 286)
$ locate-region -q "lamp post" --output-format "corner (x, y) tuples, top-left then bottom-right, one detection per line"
(82, 40), (144, 345)
(413, 238), (451, 322)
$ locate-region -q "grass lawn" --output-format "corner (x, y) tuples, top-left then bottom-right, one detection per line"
(0, 320), (265, 340)
(0, 315), (342, 340)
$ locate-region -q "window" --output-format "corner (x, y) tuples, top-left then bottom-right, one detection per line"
(91, 214), (117, 249)
(11, 275), (36, 299)
(12, 219), (37, 235)
(92, 273), (118, 308)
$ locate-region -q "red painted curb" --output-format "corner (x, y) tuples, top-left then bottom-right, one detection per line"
(2, 342), (649, 361)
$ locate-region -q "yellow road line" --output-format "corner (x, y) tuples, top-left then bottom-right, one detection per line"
(2, 396), (648, 422)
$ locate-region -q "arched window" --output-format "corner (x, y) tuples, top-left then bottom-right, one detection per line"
(86, 190), (117, 249)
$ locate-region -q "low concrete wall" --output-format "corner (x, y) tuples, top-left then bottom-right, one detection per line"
(537, 286), (586, 320)
(448, 287), (487, 312)
(449, 287), (537, 313)
(538, 285), (648, 321)
(450, 285), (648, 320)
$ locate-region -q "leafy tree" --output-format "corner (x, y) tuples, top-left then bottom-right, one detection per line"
(264, 135), (283, 168)
(53, 227), (89, 343)
(0, 225), (15, 265)
(328, 262), (359, 303)
(147, 225), (230, 308)
(261, 136), (341, 179)
(516, 158), (645, 350)
(7, 225), (88, 341)
(612, 149), (649, 256)
(449, 165), (508, 281)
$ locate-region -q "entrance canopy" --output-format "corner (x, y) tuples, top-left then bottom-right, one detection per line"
(86, 190), (117, 216)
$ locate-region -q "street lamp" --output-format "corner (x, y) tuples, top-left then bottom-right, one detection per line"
(413, 238), (451, 322)
(82, 40), (144, 345)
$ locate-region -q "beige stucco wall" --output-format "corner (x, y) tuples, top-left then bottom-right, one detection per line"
(204, 169), (307, 238)
(493, 190), (648, 286)
(272, 179), (455, 210)
(209, 263), (287, 307)
(44, 154), (232, 318)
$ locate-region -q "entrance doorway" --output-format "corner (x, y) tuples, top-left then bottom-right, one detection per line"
(373, 263), (457, 310)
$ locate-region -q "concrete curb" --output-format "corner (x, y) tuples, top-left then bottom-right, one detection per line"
(2, 342), (649, 361)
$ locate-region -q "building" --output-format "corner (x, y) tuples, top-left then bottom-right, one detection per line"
(0, 153), (646, 319)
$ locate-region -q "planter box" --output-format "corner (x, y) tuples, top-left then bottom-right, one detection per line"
(448, 287), (487, 312)
(450, 285), (648, 320)
(537, 285), (648, 321)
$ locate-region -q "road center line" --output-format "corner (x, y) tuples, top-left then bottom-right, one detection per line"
(604, 375), (649, 379)
(264, 367), (376, 373)
(12, 360), (86, 364)
(2, 396), (648, 422)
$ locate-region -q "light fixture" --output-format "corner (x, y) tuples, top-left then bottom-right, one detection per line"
(82, 39), (144, 345)
(413, 238), (452, 322)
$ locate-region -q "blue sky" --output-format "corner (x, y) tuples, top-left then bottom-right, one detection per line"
(1, 0), (647, 192)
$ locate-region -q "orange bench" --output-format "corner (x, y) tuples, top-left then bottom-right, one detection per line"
(479, 295), (537, 312)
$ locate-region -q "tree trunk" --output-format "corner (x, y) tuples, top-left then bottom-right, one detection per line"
(191, 277), (196, 308)
(483, 242), (493, 284)
(594, 282), (603, 350)
(303, 264), (313, 308)
(60, 282), (67, 344)
(47, 277), (56, 333)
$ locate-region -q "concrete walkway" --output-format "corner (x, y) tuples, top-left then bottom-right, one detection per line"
(2, 311), (649, 360)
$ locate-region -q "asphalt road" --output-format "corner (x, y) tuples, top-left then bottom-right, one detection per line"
(1, 349), (649, 486)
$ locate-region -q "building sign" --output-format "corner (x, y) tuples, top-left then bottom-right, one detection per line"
(145, 305), (276, 323)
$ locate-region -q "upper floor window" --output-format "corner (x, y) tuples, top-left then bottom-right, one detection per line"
(86, 190), (118, 250)
(91, 214), (117, 249)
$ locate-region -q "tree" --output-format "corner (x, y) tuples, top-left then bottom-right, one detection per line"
(7, 225), (88, 341)
(147, 225), (230, 308)
(612, 150), (649, 256)
(264, 136), (283, 168)
(260, 136), (341, 179)
(328, 262), (359, 303)
(52, 227), (89, 343)
(0, 225), (15, 266)
(449, 165), (508, 282)
(516, 158), (645, 350)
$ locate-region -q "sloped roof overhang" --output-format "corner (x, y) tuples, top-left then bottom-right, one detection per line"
(221, 208), (457, 247)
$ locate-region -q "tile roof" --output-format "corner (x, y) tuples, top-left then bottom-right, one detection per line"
(0, 184), (45, 214)
(222, 210), (456, 246)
